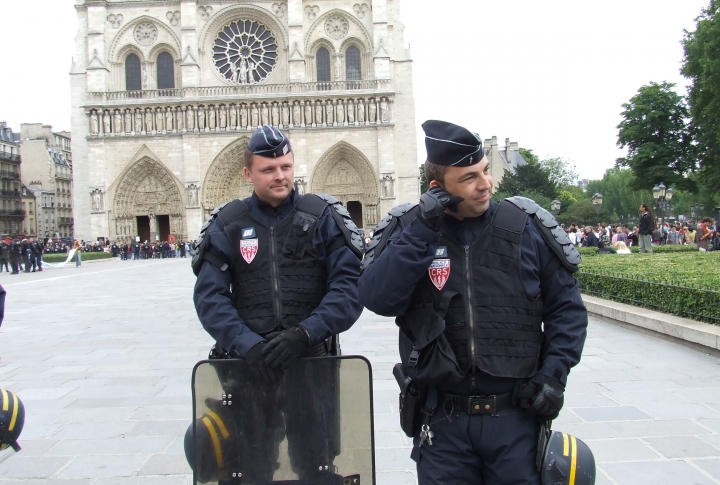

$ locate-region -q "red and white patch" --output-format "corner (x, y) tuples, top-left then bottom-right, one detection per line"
(428, 259), (451, 290)
(240, 239), (259, 264)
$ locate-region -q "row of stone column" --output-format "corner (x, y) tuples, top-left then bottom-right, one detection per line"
(89, 96), (393, 136)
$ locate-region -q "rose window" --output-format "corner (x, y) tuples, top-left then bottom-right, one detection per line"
(213, 20), (278, 84)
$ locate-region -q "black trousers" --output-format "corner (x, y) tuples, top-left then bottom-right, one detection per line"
(411, 407), (541, 485)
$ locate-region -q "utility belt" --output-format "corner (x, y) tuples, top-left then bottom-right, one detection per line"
(208, 335), (339, 361)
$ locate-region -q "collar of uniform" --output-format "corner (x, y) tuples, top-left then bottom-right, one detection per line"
(248, 189), (300, 220)
(441, 201), (498, 246)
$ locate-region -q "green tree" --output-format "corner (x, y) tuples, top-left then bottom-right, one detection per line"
(495, 162), (557, 200)
(518, 148), (540, 165)
(557, 199), (605, 227)
(616, 82), (695, 192)
(682, 0), (720, 194)
(539, 156), (579, 188)
(586, 168), (654, 222)
(419, 164), (429, 193)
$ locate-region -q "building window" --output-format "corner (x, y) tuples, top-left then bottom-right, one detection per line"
(125, 54), (142, 91)
(346, 46), (361, 81)
(316, 47), (331, 83)
(157, 52), (175, 90)
(213, 19), (278, 84)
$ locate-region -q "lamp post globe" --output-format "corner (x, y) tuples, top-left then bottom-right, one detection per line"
(592, 193), (603, 224)
(551, 199), (561, 216)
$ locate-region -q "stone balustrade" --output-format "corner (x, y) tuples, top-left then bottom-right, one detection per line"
(87, 95), (394, 137)
(86, 79), (392, 104)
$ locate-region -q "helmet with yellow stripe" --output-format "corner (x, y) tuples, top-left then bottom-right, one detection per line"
(184, 403), (239, 482)
(537, 426), (595, 485)
(0, 389), (24, 452)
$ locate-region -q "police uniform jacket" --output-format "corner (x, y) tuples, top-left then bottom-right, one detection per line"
(194, 189), (363, 358)
(359, 200), (587, 395)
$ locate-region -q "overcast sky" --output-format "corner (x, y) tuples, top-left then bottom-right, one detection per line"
(0, 0), (709, 179)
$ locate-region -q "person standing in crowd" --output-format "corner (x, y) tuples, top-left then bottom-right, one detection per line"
(9, 238), (20, 274)
(20, 238), (30, 273)
(697, 217), (713, 251)
(582, 226), (599, 247)
(666, 225), (682, 245)
(0, 240), (9, 273)
(74, 239), (82, 267)
(358, 120), (588, 485)
(638, 204), (654, 253)
(179, 241), (187, 258)
(190, 125), (364, 482)
(685, 225), (696, 245)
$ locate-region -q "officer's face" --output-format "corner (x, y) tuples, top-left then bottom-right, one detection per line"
(244, 153), (294, 207)
(432, 157), (493, 219)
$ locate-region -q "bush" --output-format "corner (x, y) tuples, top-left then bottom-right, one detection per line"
(577, 250), (720, 323)
(43, 252), (114, 263)
(577, 245), (698, 257)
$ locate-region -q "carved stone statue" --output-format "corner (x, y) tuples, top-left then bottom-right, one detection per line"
(124, 109), (132, 133)
(165, 107), (174, 131)
(155, 108), (164, 132)
(369, 100), (377, 123)
(228, 106), (236, 129)
(305, 101), (313, 126)
(103, 110), (111, 134)
(186, 106), (195, 131)
(114, 110), (123, 134)
(188, 184), (199, 207)
(135, 109), (144, 132)
(326, 100), (334, 125)
(281, 103), (290, 127)
(145, 108), (154, 132)
(358, 99), (365, 123)
(91, 190), (103, 212)
(219, 105), (227, 129)
(296, 178), (307, 195)
(261, 103), (269, 126)
(90, 111), (99, 134)
(382, 175), (394, 198)
(335, 56), (341, 81)
(315, 102), (323, 125)
(149, 214), (156, 234)
(336, 101), (345, 124)
(380, 98), (389, 123)
(271, 103), (280, 126)
(292, 103), (301, 126)
(241, 104), (248, 129)
(347, 99), (355, 124)
(208, 107), (216, 130)
(239, 59), (249, 84)
(366, 205), (377, 226)
(176, 106), (184, 131)
(198, 106), (206, 130)
(251, 104), (259, 127)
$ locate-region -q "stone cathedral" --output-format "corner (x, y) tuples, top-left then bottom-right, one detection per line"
(70, 0), (418, 243)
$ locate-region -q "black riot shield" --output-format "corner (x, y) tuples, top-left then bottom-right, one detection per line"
(190, 356), (375, 485)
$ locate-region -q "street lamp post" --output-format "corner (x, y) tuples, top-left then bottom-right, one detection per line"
(550, 199), (561, 216)
(652, 182), (673, 228)
(591, 193), (603, 225)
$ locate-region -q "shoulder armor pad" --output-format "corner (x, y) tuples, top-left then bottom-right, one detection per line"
(191, 206), (226, 276)
(389, 202), (416, 218)
(316, 193), (339, 205)
(507, 196), (581, 272)
(326, 200), (364, 259)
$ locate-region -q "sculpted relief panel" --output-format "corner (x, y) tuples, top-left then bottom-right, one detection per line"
(202, 139), (254, 213)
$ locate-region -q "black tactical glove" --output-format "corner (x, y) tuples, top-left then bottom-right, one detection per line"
(246, 343), (283, 384)
(514, 374), (565, 422)
(262, 327), (311, 369)
(418, 187), (465, 230)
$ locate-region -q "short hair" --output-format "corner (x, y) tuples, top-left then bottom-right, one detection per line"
(616, 241), (628, 250)
(424, 160), (450, 185)
(243, 147), (254, 169)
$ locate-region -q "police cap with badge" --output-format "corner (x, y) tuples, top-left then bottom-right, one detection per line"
(423, 119), (484, 167)
(248, 124), (291, 158)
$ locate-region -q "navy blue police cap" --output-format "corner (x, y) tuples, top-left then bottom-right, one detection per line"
(422, 120), (483, 167)
(248, 125), (292, 158)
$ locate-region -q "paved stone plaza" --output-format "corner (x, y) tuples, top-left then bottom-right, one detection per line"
(1, 258), (720, 484)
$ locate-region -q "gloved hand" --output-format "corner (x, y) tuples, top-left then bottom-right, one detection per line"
(245, 343), (283, 383)
(419, 187), (464, 230)
(514, 374), (565, 422)
(262, 327), (311, 369)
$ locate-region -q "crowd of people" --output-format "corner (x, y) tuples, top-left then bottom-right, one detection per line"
(111, 240), (192, 260)
(563, 208), (719, 255)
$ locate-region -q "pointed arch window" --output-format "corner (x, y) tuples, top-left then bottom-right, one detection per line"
(346, 46), (361, 80)
(316, 47), (331, 87)
(157, 52), (175, 91)
(125, 54), (142, 91)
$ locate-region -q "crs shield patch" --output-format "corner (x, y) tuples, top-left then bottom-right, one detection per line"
(240, 239), (259, 264)
(428, 259), (450, 291)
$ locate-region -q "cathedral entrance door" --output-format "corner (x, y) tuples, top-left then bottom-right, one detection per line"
(136, 216), (150, 242)
(157, 215), (170, 242)
(347, 201), (363, 229)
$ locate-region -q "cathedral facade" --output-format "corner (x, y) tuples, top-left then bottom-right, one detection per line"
(70, 0), (418, 243)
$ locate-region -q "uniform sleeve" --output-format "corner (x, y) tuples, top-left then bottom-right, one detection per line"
(523, 224), (588, 386)
(358, 218), (440, 316)
(193, 218), (264, 357)
(297, 207), (364, 345)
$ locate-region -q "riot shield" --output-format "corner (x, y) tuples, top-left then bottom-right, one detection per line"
(190, 356), (375, 485)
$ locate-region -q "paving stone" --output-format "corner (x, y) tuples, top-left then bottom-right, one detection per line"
(51, 421), (135, 440)
(693, 459), (720, 480)
(0, 456), (71, 479)
(602, 460), (715, 485)
(138, 454), (191, 475)
(644, 436), (720, 458)
(47, 437), (173, 456)
(572, 406), (653, 422)
(58, 454), (148, 478)
(584, 438), (661, 462)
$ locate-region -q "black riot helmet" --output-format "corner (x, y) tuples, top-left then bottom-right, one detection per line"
(0, 389), (24, 452)
(184, 398), (240, 482)
(537, 425), (595, 485)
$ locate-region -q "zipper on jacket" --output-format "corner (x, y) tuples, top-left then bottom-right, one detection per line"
(269, 226), (282, 326)
(465, 245), (476, 380)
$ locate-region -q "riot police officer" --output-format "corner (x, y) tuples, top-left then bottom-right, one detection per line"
(189, 125), (364, 482)
(359, 120), (588, 485)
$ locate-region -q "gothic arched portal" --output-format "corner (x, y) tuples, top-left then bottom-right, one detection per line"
(112, 156), (185, 243)
(310, 141), (379, 229)
(202, 137), (254, 215)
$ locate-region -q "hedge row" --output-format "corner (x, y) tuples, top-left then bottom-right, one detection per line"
(42, 252), (114, 263)
(577, 245), (699, 257)
(577, 250), (720, 323)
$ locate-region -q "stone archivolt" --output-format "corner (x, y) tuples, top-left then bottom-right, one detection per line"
(113, 156), (185, 241)
(87, 95), (393, 137)
(201, 138), (254, 213)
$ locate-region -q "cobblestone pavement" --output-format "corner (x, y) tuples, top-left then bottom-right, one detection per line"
(1, 258), (720, 484)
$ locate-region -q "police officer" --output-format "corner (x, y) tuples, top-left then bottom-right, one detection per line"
(190, 125), (364, 482)
(359, 120), (588, 485)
